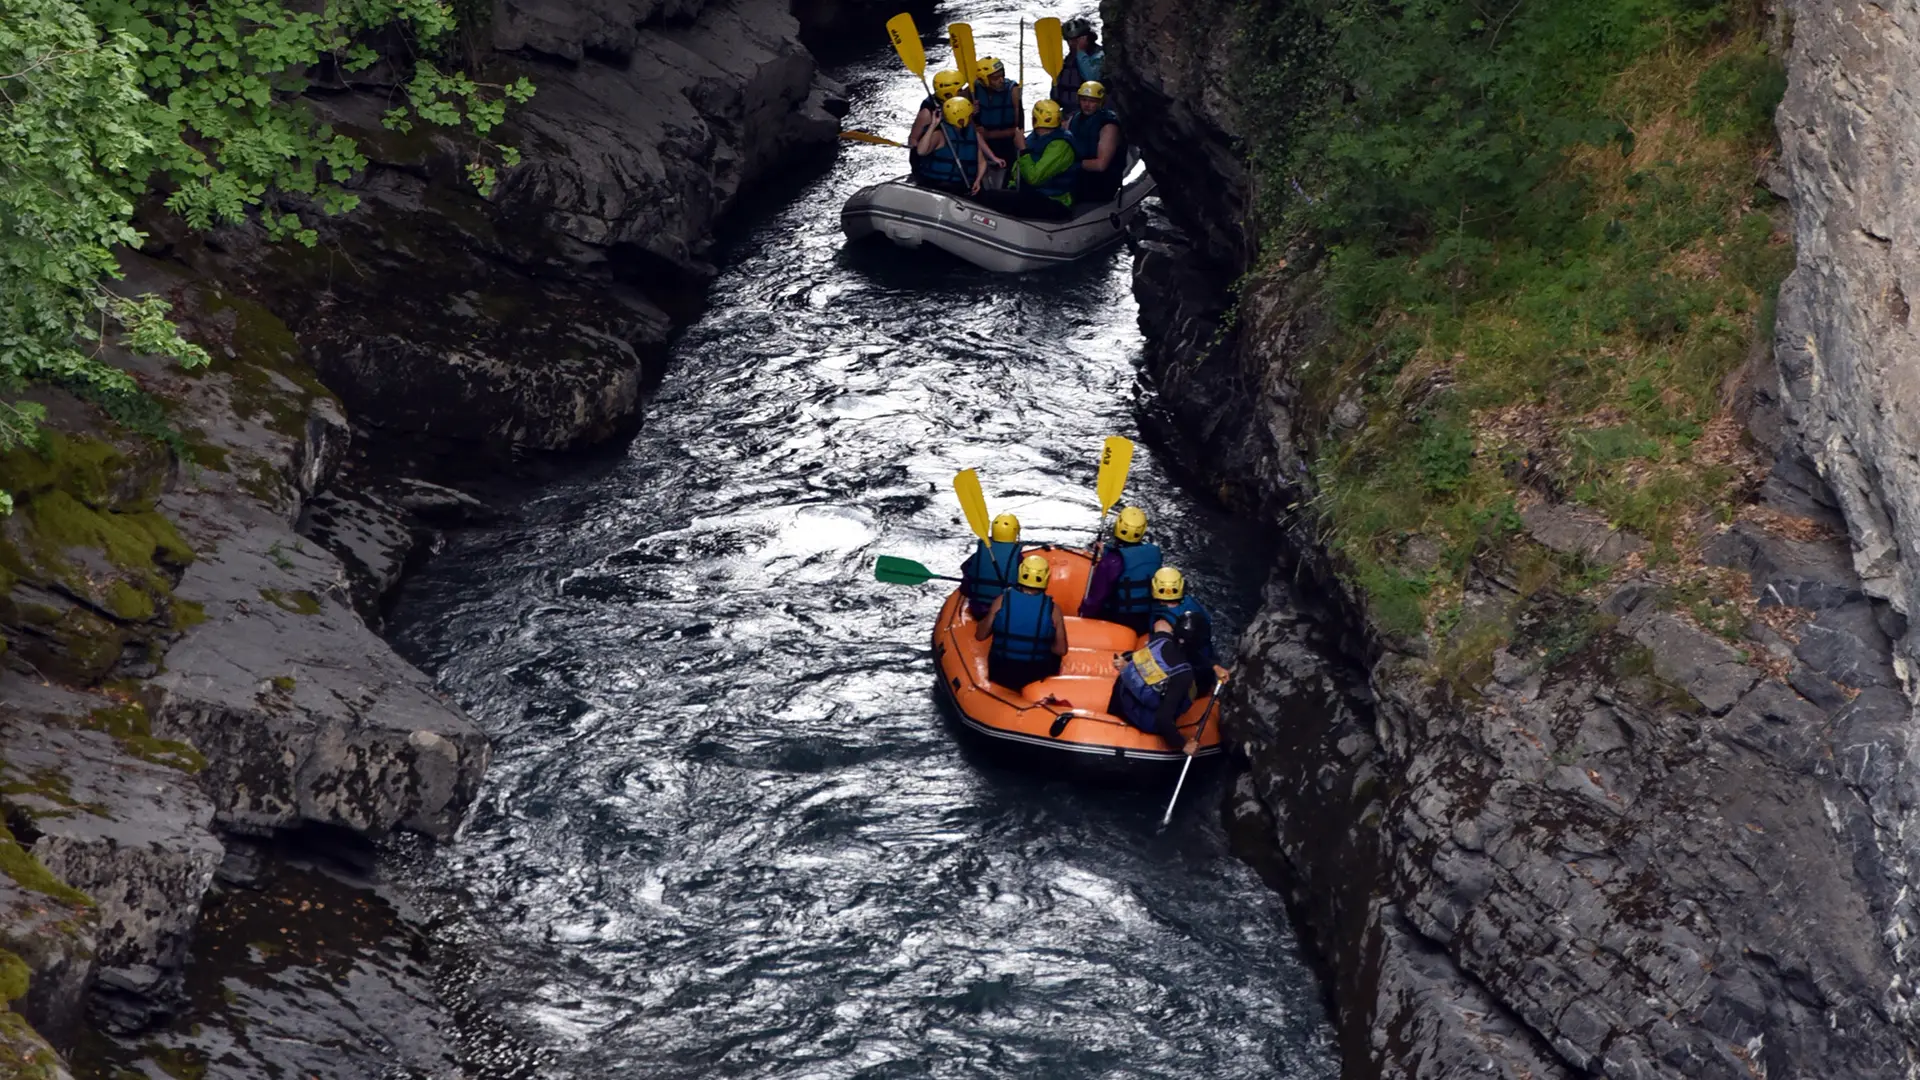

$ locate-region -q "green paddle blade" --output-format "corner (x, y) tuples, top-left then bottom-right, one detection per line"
(875, 555), (937, 585)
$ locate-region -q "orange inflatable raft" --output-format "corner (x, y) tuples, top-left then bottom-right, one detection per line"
(931, 545), (1226, 774)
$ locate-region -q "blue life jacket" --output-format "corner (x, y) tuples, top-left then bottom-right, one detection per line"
(1053, 48), (1103, 104)
(962, 540), (1023, 608)
(974, 80), (1020, 130)
(1023, 129), (1080, 200)
(1078, 48), (1104, 83)
(1109, 541), (1163, 618)
(1153, 595), (1216, 663)
(1066, 108), (1119, 161)
(991, 587), (1056, 665)
(1114, 635), (1192, 733)
(918, 122), (979, 188)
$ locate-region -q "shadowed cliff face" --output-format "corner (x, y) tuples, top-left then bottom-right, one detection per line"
(160, 0), (851, 453)
(1108, 0), (1920, 1076)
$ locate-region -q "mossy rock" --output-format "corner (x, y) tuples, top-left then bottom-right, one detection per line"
(83, 704), (206, 773)
(0, 1009), (67, 1080)
(105, 580), (156, 622)
(198, 292), (340, 442)
(0, 820), (91, 910)
(259, 588), (322, 616)
(0, 950), (28, 1003)
(2, 604), (129, 686)
(0, 431), (161, 510)
(0, 430), (196, 684)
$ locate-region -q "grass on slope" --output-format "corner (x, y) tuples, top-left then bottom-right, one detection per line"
(1238, 0), (1793, 671)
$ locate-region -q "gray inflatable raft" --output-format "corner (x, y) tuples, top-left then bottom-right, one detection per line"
(840, 162), (1157, 273)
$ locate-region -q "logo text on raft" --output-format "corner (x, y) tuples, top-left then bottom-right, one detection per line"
(968, 211), (999, 229)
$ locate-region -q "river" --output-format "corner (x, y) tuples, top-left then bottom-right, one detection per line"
(75, 10), (1339, 1078)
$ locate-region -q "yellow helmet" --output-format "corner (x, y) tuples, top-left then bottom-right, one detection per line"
(979, 57), (1005, 78)
(1078, 80), (1106, 102)
(1031, 100), (1062, 129)
(1151, 566), (1185, 601)
(942, 96), (974, 127)
(1016, 554), (1051, 589)
(990, 513), (1020, 543)
(933, 69), (966, 101)
(1114, 505), (1148, 544)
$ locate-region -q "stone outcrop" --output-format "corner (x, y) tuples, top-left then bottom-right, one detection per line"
(160, 0), (847, 453)
(1773, 0), (1920, 673)
(1110, 0), (1920, 1074)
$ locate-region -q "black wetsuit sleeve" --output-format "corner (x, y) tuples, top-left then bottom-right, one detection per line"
(1153, 670), (1195, 736)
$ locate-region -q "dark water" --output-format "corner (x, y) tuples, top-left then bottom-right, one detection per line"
(378, 20), (1338, 1079)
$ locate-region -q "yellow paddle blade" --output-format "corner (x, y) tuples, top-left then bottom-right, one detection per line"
(948, 22), (979, 89)
(953, 469), (991, 542)
(840, 129), (908, 148)
(1034, 17), (1063, 80)
(888, 13), (926, 80)
(1095, 435), (1134, 512)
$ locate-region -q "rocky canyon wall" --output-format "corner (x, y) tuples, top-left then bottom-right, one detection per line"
(0, 0), (864, 1071)
(1111, 0), (1920, 1076)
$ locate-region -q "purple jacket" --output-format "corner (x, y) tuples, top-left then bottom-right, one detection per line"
(1081, 547), (1125, 617)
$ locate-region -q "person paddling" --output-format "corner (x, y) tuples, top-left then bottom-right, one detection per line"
(1108, 616), (1200, 755)
(975, 99), (1078, 220)
(915, 96), (991, 196)
(1065, 81), (1126, 203)
(1082, 505), (1162, 632)
(910, 70), (968, 184)
(976, 554), (1068, 690)
(972, 57), (1024, 187)
(1151, 567), (1218, 693)
(1051, 16), (1104, 109)
(960, 514), (1025, 618)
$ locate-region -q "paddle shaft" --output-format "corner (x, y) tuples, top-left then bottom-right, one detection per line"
(841, 130), (909, 148)
(1161, 690), (1222, 827)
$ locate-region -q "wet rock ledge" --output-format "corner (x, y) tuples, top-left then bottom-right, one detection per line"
(0, 0), (862, 1073)
(1113, 0), (1920, 1077)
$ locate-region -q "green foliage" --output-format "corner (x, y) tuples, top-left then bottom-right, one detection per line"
(1691, 39), (1787, 137)
(1239, 0), (1791, 633)
(0, 0), (533, 505)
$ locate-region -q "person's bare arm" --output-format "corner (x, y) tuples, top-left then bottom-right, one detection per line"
(1051, 607), (1068, 656)
(915, 124), (943, 155)
(1090, 124), (1121, 171)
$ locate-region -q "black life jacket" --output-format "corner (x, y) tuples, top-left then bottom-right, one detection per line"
(1066, 108), (1119, 161)
(1114, 635), (1193, 733)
